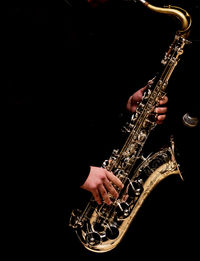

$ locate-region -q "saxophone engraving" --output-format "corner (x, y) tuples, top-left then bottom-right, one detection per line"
(69, 1), (192, 253)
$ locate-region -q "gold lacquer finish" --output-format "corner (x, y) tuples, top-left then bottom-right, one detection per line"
(69, 1), (192, 253)
(140, 0), (191, 35)
(76, 147), (181, 253)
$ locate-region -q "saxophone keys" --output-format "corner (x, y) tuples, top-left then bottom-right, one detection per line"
(86, 231), (101, 246)
(138, 130), (147, 142)
(105, 224), (119, 240)
(116, 201), (131, 220)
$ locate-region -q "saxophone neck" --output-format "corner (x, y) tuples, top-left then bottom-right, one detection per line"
(137, 0), (192, 37)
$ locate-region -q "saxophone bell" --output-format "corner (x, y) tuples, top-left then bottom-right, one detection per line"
(69, 0), (192, 253)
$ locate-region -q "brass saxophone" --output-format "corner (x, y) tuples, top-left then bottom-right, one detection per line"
(69, 0), (192, 253)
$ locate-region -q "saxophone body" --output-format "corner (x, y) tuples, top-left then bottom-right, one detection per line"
(69, 1), (192, 253)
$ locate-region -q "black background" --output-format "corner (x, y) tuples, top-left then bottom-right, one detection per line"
(7, 0), (199, 260)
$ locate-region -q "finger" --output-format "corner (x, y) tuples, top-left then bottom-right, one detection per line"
(103, 178), (119, 199)
(141, 78), (154, 92)
(156, 120), (164, 125)
(157, 114), (166, 122)
(131, 93), (142, 104)
(159, 96), (168, 105)
(92, 189), (102, 205)
(98, 184), (112, 205)
(155, 107), (168, 114)
(106, 171), (124, 190)
(131, 87), (146, 104)
(147, 79), (154, 85)
(140, 85), (148, 93)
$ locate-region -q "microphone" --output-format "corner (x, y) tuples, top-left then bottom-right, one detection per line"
(182, 112), (199, 128)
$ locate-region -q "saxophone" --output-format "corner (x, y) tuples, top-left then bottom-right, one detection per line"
(69, 0), (192, 253)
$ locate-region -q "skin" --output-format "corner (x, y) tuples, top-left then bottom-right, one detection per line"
(126, 86), (168, 124)
(81, 86), (168, 205)
(83, 1), (169, 205)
